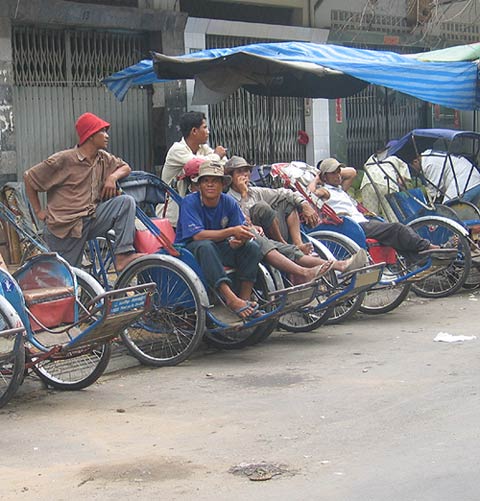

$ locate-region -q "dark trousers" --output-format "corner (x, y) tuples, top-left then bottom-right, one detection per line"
(186, 239), (261, 290)
(360, 220), (430, 257)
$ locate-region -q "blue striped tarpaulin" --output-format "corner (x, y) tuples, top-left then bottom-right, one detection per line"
(103, 41), (480, 110)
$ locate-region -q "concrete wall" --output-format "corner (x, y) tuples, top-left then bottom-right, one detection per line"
(0, 15), (15, 184)
(313, 0), (477, 29)
(208, 0), (310, 26)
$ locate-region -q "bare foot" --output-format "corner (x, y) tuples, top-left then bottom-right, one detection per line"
(115, 252), (147, 271)
(297, 242), (314, 255)
(226, 297), (258, 319)
(307, 261), (334, 280)
(292, 261), (334, 285)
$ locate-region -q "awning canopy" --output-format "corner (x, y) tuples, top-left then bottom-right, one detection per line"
(388, 128), (480, 161)
(103, 41), (480, 110)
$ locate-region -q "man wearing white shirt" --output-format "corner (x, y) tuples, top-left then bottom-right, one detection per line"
(411, 149), (480, 204)
(161, 111), (227, 225)
(308, 158), (440, 260)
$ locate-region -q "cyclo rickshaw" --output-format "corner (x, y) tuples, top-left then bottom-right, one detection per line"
(363, 128), (480, 293)
(101, 171), (384, 356)
(0, 177), (383, 370)
(249, 161), (458, 322)
(0, 199), (155, 408)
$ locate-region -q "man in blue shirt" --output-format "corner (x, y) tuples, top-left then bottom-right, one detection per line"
(176, 160), (262, 319)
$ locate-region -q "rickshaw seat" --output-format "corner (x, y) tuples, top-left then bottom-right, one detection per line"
(366, 238), (397, 264)
(23, 286), (74, 304)
(134, 217), (176, 254)
(14, 255), (77, 331)
(385, 188), (427, 223)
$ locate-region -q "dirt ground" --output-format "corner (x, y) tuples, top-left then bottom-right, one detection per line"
(1, 289), (480, 500)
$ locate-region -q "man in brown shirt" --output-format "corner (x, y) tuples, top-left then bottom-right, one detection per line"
(24, 112), (144, 270)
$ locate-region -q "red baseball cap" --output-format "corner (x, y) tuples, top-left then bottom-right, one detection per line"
(179, 157), (206, 180)
(75, 112), (110, 145)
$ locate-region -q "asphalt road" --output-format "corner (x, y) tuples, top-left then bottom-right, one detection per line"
(1, 289), (480, 500)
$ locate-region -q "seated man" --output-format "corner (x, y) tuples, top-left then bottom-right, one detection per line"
(411, 150), (480, 205)
(175, 160), (263, 320)
(360, 142), (411, 221)
(24, 112), (144, 270)
(221, 156), (367, 281)
(307, 158), (441, 261)
(225, 156), (319, 255)
(162, 111), (227, 225)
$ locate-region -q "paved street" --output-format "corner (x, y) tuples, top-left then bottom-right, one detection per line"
(1, 289), (480, 500)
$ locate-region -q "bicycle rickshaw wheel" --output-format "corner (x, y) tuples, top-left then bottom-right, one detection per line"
(205, 265), (278, 349)
(115, 255), (206, 366)
(359, 271), (411, 315)
(408, 219), (471, 298)
(31, 270), (112, 390)
(276, 271), (333, 333)
(308, 231), (364, 324)
(0, 297), (25, 408)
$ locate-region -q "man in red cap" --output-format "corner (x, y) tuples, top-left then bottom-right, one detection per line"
(24, 112), (144, 270)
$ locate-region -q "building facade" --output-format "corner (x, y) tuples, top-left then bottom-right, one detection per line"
(0, 0), (479, 185)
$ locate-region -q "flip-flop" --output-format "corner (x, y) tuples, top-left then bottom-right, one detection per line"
(232, 300), (259, 320)
(316, 260), (335, 277)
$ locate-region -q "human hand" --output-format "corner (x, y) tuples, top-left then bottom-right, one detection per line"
(253, 224), (264, 236)
(301, 202), (319, 227)
(228, 238), (244, 249)
(214, 145), (227, 158)
(231, 225), (254, 241)
(36, 209), (47, 222)
(101, 175), (118, 200)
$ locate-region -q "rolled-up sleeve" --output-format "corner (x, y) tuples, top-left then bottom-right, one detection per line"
(24, 154), (66, 192)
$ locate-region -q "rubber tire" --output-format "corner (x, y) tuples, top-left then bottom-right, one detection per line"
(277, 271), (333, 333)
(31, 273), (112, 390)
(0, 297), (25, 408)
(359, 279), (411, 315)
(115, 256), (206, 366)
(409, 219), (471, 298)
(308, 231), (364, 324)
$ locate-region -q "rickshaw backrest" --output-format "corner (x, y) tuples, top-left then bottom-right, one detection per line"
(13, 254), (76, 331)
(385, 188), (428, 223)
(119, 171), (179, 216)
(134, 218), (176, 254)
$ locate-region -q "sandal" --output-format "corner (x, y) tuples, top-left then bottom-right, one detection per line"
(232, 301), (265, 320)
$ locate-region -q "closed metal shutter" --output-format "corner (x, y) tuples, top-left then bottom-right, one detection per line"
(345, 84), (428, 168)
(343, 43), (428, 168)
(12, 26), (152, 175)
(206, 35), (306, 165)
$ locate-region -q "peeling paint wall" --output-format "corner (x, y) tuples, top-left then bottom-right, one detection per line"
(0, 16), (15, 184)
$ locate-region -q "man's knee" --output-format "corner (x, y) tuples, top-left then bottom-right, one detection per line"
(117, 194), (136, 213)
(187, 239), (216, 257)
(100, 194), (136, 218)
(250, 201), (276, 228)
(243, 239), (262, 261)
